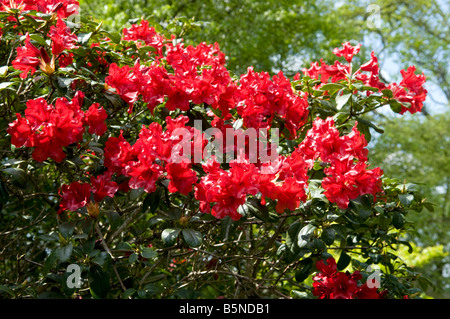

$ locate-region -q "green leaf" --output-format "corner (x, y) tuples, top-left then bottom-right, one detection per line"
(355, 117), (384, 134)
(128, 252), (138, 264)
(88, 265), (110, 299)
(246, 198), (274, 222)
(141, 247), (158, 259)
(422, 202), (435, 212)
(0, 81), (15, 91)
(321, 228), (336, 245)
(399, 240), (413, 254)
(92, 251), (109, 266)
(295, 258), (314, 282)
(417, 275), (435, 291)
(0, 66), (8, 77)
(59, 222), (75, 239)
(0, 285), (15, 297)
(399, 194), (414, 206)
(161, 228), (181, 246)
(381, 89), (393, 98)
(361, 85), (379, 92)
(166, 207), (182, 220)
(320, 83), (344, 93)
(122, 288), (136, 299)
(55, 243), (73, 263)
(392, 212), (405, 229)
(286, 221), (302, 253)
(29, 34), (47, 46)
(107, 31), (122, 44)
(39, 233), (59, 242)
(42, 251), (58, 275)
(297, 224), (317, 248)
(389, 99), (403, 113)
(335, 92), (352, 110)
(0, 179), (9, 204)
(356, 121), (372, 143)
(22, 14), (42, 28)
(142, 189), (161, 214)
(310, 238), (326, 252)
(78, 32), (93, 46)
(2, 168), (28, 187)
(57, 77), (74, 89)
(337, 251), (351, 271)
(182, 228), (203, 248)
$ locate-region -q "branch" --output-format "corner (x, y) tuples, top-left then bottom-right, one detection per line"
(95, 222), (127, 292)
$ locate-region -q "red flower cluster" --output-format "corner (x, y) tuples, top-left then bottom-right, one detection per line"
(0, 0), (78, 18)
(48, 18), (79, 56)
(333, 42), (361, 63)
(106, 37), (235, 116)
(387, 66), (428, 114)
(354, 51), (387, 93)
(12, 19), (78, 78)
(108, 23), (309, 139)
(103, 115), (202, 196)
(312, 257), (383, 299)
(195, 151), (309, 220)
(195, 157), (260, 220)
(58, 171), (118, 214)
(303, 41), (427, 113)
(236, 67), (309, 138)
(12, 33), (47, 79)
(6, 20), (424, 221)
(7, 91), (108, 162)
(122, 20), (168, 57)
(298, 117), (382, 209)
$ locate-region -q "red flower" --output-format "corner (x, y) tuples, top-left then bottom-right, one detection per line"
(12, 33), (41, 79)
(360, 51), (379, 75)
(328, 272), (359, 299)
(315, 257), (338, 276)
(122, 20), (167, 56)
(85, 103), (108, 136)
(90, 172), (118, 202)
(7, 114), (32, 148)
(272, 177), (307, 214)
(333, 42), (361, 63)
(127, 157), (164, 194)
(312, 257), (383, 299)
(322, 158), (383, 209)
(58, 181), (91, 214)
(195, 157), (259, 221)
(103, 131), (136, 176)
(303, 59), (350, 84)
(400, 66), (426, 94)
(35, 0), (79, 19)
(355, 283), (382, 299)
(236, 67), (309, 136)
(48, 18), (78, 55)
(105, 63), (140, 110)
(58, 52), (74, 67)
(7, 93), (86, 163)
(166, 162), (198, 195)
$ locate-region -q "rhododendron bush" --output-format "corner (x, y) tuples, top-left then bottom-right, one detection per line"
(0, 2), (433, 299)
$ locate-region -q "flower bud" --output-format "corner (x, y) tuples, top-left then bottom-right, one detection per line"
(38, 48), (55, 75)
(86, 201), (100, 219)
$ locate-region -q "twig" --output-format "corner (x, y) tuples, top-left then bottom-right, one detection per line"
(95, 222), (127, 292)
